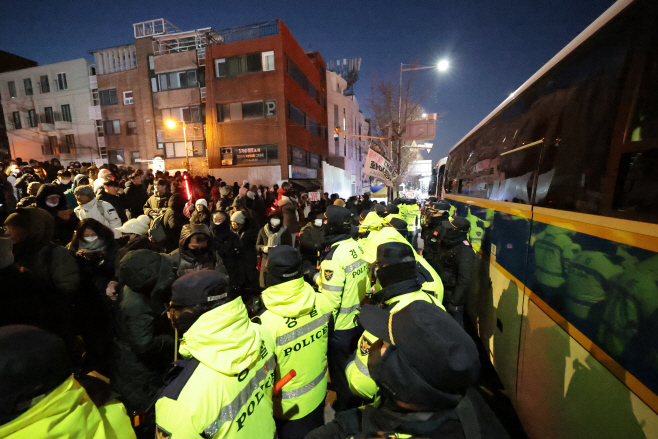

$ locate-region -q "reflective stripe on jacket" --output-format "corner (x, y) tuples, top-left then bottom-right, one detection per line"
(155, 298), (277, 439)
(260, 277), (335, 420)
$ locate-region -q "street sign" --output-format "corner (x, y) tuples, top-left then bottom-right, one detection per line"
(152, 157), (165, 172)
(403, 119), (436, 141)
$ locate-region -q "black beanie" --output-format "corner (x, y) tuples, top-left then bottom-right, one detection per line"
(0, 325), (70, 424)
(265, 245), (303, 287)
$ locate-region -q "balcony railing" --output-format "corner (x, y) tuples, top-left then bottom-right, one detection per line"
(216, 20), (278, 44)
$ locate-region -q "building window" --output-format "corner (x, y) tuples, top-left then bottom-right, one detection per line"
(8, 81), (16, 98)
(43, 136), (59, 155)
(131, 151), (140, 164)
(12, 112), (21, 129)
(23, 78), (32, 96)
(308, 118), (320, 136)
(123, 91), (133, 105)
(127, 121), (137, 135)
(44, 107), (54, 124)
(242, 100), (265, 120)
(285, 56), (319, 102)
(148, 55), (154, 71)
(104, 119), (121, 135)
(108, 149), (125, 164)
(156, 69), (198, 91)
(215, 52), (268, 79)
(164, 140), (205, 158)
(28, 109), (37, 128)
(62, 134), (75, 153)
(217, 103), (230, 122)
(61, 104), (72, 122)
(287, 102), (306, 127)
(56, 73), (67, 91)
(100, 89), (118, 106)
(40, 75), (50, 93)
(262, 51), (275, 71)
(151, 77), (158, 93)
(162, 106), (202, 124)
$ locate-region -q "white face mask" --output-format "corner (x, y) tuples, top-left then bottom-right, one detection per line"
(270, 218), (281, 227)
(213, 221), (222, 225)
(60, 179), (71, 185)
(84, 236), (98, 243)
(314, 219), (323, 227)
(46, 201), (59, 208)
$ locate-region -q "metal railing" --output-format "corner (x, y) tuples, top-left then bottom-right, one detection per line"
(216, 20), (278, 44)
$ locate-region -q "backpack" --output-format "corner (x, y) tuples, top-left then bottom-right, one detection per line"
(149, 213), (167, 243)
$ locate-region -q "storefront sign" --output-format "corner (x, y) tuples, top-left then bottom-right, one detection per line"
(309, 153), (320, 169)
(235, 146), (267, 164)
(290, 146), (308, 167)
(362, 149), (396, 186)
(289, 165), (317, 179)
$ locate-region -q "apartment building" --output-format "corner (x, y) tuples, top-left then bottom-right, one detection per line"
(91, 19), (213, 173)
(0, 58), (98, 162)
(205, 20), (328, 187)
(325, 69), (369, 197)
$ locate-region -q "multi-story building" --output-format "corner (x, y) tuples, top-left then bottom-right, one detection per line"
(325, 69), (369, 197)
(0, 51), (38, 161)
(205, 20), (328, 186)
(0, 58), (98, 163)
(91, 19), (214, 173)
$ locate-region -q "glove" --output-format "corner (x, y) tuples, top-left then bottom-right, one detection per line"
(262, 246), (269, 254)
(303, 266), (320, 285)
(445, 303), (459, 314)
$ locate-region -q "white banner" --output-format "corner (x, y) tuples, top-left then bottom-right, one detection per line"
(363, 149), (396, 186)
(308, 191), (321, 202)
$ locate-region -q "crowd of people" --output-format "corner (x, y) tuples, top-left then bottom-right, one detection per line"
(0, 157), (509, 439)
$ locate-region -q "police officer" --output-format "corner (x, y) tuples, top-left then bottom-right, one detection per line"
(155, 271), (277, 439)
(422, 200), (453, 265)
(259, 246), (335, 439)
(346, 242), (442, 402)
(307, 301), (510, 439)
(430, 216), (476, 325)
(362, 217), (444, 301)
(315, 205), (369, 411)
(0, 325), (135, 438)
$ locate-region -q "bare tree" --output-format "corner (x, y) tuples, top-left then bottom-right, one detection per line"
(365, 65), (432, 184)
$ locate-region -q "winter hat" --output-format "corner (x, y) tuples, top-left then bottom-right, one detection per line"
(242, 180), (249, 186)
(246, 190), (255, 200)
(385, 203), (399, 215)
(0, 325), (71, 424)
(171, 270), (231, 307)
(334, 199), (346, 207)
(0, 238), (14, 269)
(238, 187), (248, 197)
(360, 301), (480, 409)
(137, 215), (151, 226)
(220, 186), (230, 197)
(442, 216), (470, 233)
(231, 211), (246, 225)
(265, 245), (303, 287)
(116, 218), (149, 236)
(195, 198), (208, 208)
(26, 182), (41, 196)
(98, 169), (113, 180)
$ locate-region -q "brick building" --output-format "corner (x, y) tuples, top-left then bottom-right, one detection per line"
(205, 20), (328, 187)
(91, 19), (214, 173)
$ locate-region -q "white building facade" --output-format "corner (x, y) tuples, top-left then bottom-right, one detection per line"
(0, 58), (99, 162)
(325, 70), (369, 198)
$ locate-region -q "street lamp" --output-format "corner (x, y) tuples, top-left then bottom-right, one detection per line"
(165, 119), (189, 172)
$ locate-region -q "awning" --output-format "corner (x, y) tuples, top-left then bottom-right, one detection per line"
(290, 179), (322, 192)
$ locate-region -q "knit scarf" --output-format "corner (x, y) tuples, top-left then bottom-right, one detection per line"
(264, 224), (288, 247)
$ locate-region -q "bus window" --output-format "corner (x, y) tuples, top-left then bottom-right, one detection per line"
(629, 30), (658, 143)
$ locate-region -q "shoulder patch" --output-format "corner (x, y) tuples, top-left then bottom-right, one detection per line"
(324, 270), (334, 281)
(158, 359), (200, 401)
(156, 425), (172, 439)
(359, 336), (373, 356)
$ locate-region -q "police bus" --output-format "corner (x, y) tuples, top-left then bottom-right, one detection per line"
(443, 0), (658, 438)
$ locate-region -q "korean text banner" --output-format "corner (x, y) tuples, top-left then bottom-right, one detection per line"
(363, 149), (395, 186)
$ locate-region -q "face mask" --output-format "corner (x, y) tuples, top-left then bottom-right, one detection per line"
(314, 219), (322, 227)
(84, 236), (98, 243)
(270, 219), (281, 227)
(189, 247), (208, 256)
(214, 221), (222, 226)
(46, 201), (59, 208)
(60, 179), (71, 185)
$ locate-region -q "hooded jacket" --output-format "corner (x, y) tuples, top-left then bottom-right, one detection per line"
(0, 376), (135, 439)
(278, 196), (300, 234)
(6, 207), (80, 300)
(112, 250), (176, 411)
(256, 222), (293, 288)
(362, 227), (444, 302)
(210, 219), (242, 287)
(74, 198), (122, 239)
(167, 224), (228, 278)
(163, 194), (189, 253)
(299, 221), (325, 265)
(64, 174), (88, 210)
(123, 180), (149, 218)
(260, 277), (335, 420)
(98, 189), (128, 223)
(359, 211), (384, 234)
(36, 183), (79, 246)
(155, 298), (277, 439)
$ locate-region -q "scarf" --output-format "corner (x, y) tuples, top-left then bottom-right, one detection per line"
(264, 224), (288, 247)
(77, 237), (107, 252)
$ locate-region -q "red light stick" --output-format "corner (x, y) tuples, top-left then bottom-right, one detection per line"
(183, 174), (191, 200)
(273, 369), (297, 394)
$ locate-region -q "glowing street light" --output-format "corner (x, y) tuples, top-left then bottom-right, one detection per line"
(164, 119), (189, 172)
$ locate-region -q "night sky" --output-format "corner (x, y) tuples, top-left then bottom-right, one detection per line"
(0, 0), (616, 164)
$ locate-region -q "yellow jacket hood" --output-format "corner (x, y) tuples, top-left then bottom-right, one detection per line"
(179, 297), (262, 375)
(261, 277), (317, 318)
